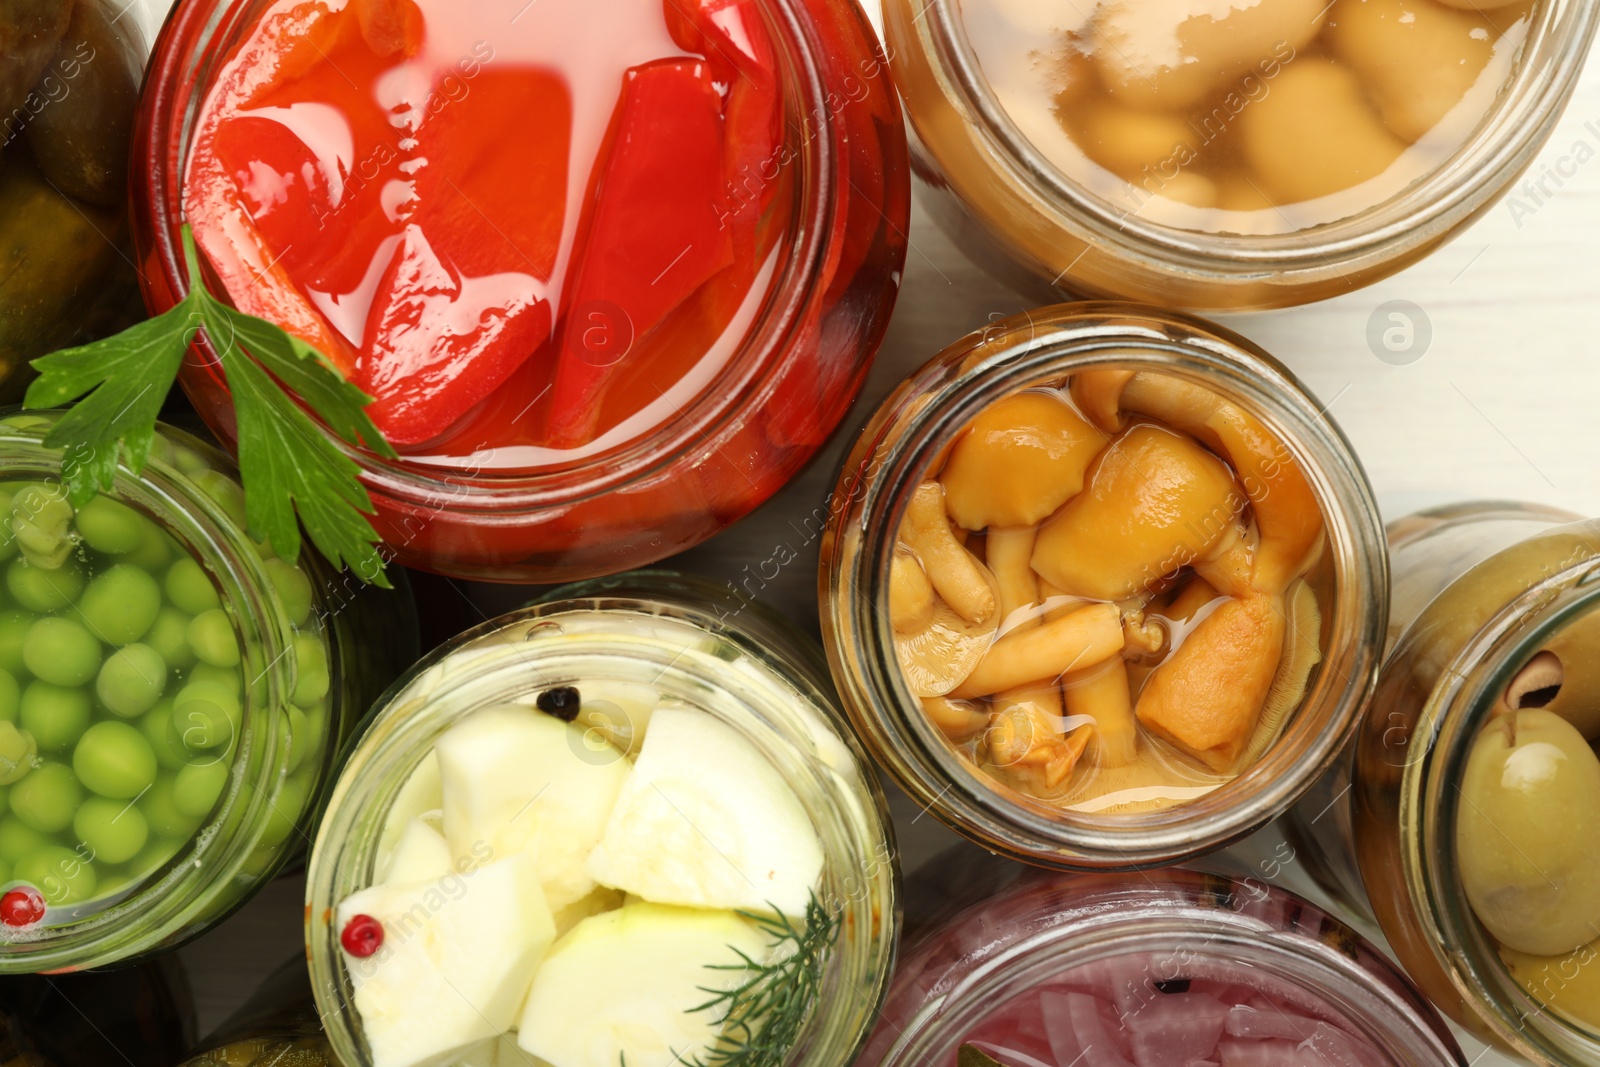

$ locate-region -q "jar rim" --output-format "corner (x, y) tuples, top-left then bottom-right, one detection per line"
(820, 302), (1389, 868)
(131, 0), (851, 506)
(305, 583), (900, 1067)
(908, 0), (1598, 278)
(1393, 526), (1600, 1062)
(0, 414), (302, 972)
(871, 868), (1463, 1066)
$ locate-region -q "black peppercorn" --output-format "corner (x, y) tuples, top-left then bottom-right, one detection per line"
(536, 685), (582, 722)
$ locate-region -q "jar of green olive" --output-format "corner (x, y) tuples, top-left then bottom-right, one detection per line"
(0, 411), (417, 972)
(1284, 502), (1600, 1064)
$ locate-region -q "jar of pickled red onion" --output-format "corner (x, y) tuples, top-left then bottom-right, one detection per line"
(1284, 502), (1600, 1065)
(885, 0), (1597, 310)
(820, 303), (1387, 869)
(131, 0), (907, 582)
(862, 865), (1465, 1066)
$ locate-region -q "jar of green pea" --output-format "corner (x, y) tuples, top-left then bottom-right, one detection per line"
(0, 411), (417, 971)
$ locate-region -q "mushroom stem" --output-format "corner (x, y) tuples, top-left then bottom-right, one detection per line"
(953, 602), (1125, 698)
(890, 549), (935, 633)
(922, 696), (990, 741)
(1064, 658), (1139, 766)
(986, 525), (1040, 629)
(903, 482), (996, 625)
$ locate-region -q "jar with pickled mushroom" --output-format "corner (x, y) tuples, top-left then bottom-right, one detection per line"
(0, 412), (417, 972)
(0, 0), (148, 403)
(305, 572), (896, 1067)
(1283, 501), (1600, 1064)
(860, 865), (1466, 1067)
(819, 302), (1387, 868)
(884, 0), (1597, 309)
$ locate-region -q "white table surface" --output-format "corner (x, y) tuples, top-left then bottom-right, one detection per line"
(128, 0), (1588, 1062)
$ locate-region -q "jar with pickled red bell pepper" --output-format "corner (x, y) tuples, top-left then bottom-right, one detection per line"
(860, 865), (1466, 1066)
(305, 572), (896, 1067)
(0, 0), (148, 402)
(885, 0), (1597, 310)
(131, 0), (908, 582)
(0, 411), (416, 972)
(820, 303), (1388, 868)
(1283, 502), (1600, 1065)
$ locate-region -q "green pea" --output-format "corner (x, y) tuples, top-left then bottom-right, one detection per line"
(23, 617), (101, 687)
(73, 722), (157, 800)
(95, 644), (167, 718)
(143, 608), (195, 671)
(0, 789), (7, 819)
(187, 609), (240, 669)
(264, 559), (314, 627)
(73, 497), (146, 555)
(187, 663), (241, 696)
(301, 703), (328, 764)
(77, 565), (161, 646)
(0, 816), (45, 865)
(20, 683), (90, 753)
(140, 701), (190, 772)
(124, 525), (176, 572)
(173, 760), (228, 819)
(194, 471), (247, 527)
(16, 845), (96, 905)
(0, 858), (11, 884)
(128, 836), (181, 878)
(10, 762), (80, 833)
(0, 669), (18, 723)
(6, 560), (84, 613)
(139, 776), (201, 839)
(173, 447), (209, 479)
(284, 705), (309, 775)
(91, 871), (133, 901)
(257, 773), (309, 849)
(172, 681), (240, 755)
(73, 796), (148, 865)
(165, 558), (220, 615)
(0, 611), (33, 676)
(10, 485), (76, 570)
(0, 722), (37, 785)
(292, 633), (330, 708)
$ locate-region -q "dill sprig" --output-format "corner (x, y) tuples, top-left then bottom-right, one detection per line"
(682, 894), (841, 1067)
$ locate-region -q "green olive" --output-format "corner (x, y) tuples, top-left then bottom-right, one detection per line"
(1457, 709), (1600, 957)
(23, 0), (144, 207)
(0, 1), (74, 122)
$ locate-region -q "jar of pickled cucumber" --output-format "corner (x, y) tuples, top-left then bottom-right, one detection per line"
(819, 303), (1388, 869)
(305, 572), (897, 1067)
(1283, 501), (1600, 1064)
(860, 866), (1466, 1066)
(0, 411), (417, 972)
(0, 0), (150, 402)
(884, 0), (1599, 310)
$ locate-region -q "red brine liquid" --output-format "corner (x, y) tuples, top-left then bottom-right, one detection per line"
(184, 0), (791, 464)
(964, 954), (1383, 1067)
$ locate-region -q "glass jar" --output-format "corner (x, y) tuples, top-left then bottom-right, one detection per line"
(1283, 501), (1600, 1064)
(861, 866), (1465, 1065)
(0, 0), (149, 402)
(178, 956), (333, 1067)
(820, 302), (1387, 868)
(130, 0), (908, 583)
(883, 0), (1598, 311)
(0, 412), (416, 972)
(0, 957), (195, 1065)
(305, 571), (897, 1067)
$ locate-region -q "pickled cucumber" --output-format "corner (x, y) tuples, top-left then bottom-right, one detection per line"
(25, 0), (144, 206)
(0, 1), (74, 124)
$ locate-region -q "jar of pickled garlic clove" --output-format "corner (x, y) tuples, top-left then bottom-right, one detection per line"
(0, 412), (417, 973)
(860, 865), (1466, 1067)
(819, 303), (1387, 868)
(1283, 502), (1600, 1065)
(305, 572), (896, 1067)
(884, 0), (1598, 310)
(131, 0), (908, 583)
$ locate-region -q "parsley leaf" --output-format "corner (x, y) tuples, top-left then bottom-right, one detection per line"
(24, 225), (395, 586)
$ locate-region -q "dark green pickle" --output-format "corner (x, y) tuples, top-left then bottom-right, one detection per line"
(0, 0), (145, 405)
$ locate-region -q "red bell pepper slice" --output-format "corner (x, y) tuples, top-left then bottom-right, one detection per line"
(544, 59), (735, 447)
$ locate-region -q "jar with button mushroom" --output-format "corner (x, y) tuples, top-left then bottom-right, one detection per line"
(1283, 502), (1600, 1064)
(819, 303), (1388, 868)
(0, 411), (416, 972)
(884, 0), (1598, 309)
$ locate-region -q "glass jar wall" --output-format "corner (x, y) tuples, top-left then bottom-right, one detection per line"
(0, 412), (415, 972)
(1285, 502), (1600, 1064)
(132, 0), (908, 582)
(306, 572), (897, 1067)
(820, 303), (1387, 869)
